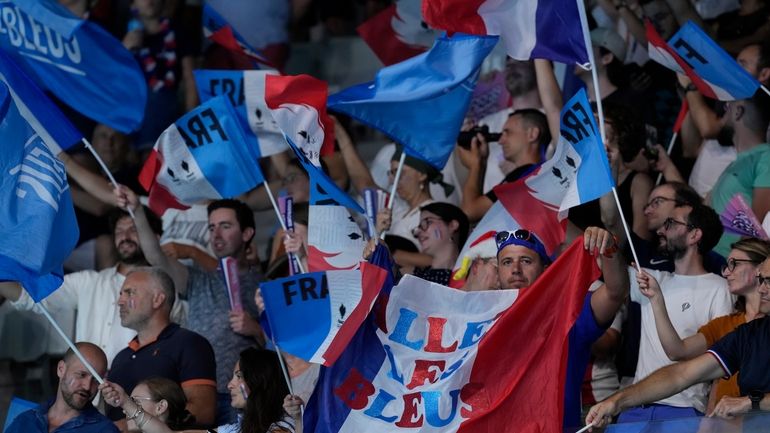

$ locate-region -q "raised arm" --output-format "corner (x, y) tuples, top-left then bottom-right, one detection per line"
(534, 59), (562, 152)
(586, 353), (724, 429)
(59, 151), (117, 206)
(333, 116), (378, 194)
(635, 269), (709, 360)
(584, 226), (629, 326)
(114, 185), (189, 295)
(458, 135), (493, 222)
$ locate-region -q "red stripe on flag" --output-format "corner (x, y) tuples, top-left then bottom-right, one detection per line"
(494, 174), (566, 257)
(457, 237), (601, 432)
(673, 99), (689, 134)
(138, 149), (189, 216)
(422, 0), (487, 35)
(357, 4), (429, 66)
(321, 262), (388, 366)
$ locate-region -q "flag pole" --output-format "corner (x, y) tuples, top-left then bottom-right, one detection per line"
(655, 131), (678, 186)
(761, 84), (770, 97)
(656, 99), (688, 186)
(80, 138), (135, 220)
(575, 0), (641, 272)
(38, 303), (104, 384)
(263, 179), (306, 273)
(380, 151), (406, 239)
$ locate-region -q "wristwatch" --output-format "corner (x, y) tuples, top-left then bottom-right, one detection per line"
(748, 390), (764, 412)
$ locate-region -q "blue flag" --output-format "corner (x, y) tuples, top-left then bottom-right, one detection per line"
(525, 88), (615, 211)
(668, 21), (759, 100)
(0, 81), (79, 302)
(285, 136), (364, 213)
(194, 69), (287, 157)
(12, 0), (82, 38)
(0, 50), (82, 152)
(0, 2), (147, 132)
(202, 3), (273, 68)
(328, 33), (498, 169)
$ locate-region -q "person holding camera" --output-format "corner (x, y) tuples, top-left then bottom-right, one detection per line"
(457, 108), (550, 222)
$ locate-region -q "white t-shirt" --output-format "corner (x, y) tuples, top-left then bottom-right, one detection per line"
(629, 268), (733, 412)
(12, 267), (134, 366)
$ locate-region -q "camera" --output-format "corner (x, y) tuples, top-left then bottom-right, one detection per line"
(457, 125), (501, 149)
(643, 125), (659, 161)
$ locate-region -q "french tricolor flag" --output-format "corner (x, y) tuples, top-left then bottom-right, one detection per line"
(304, 239), (600, 432)
(202, 3), (275, 69)
(647, 20), (759, 101)
(357, 0), (439, 66)
(138, 96), (265, 216)
(194, 69), (287, 158)
(259, 260), (389, 366)
(422, 0), (588, 64)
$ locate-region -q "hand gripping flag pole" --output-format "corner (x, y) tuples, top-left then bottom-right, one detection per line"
(262, 179), (306, 274)
(576, 0), (641, 273)
(80, 137), (135, 219)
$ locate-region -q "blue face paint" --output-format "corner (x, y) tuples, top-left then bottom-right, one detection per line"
(434, 228), (442, 240)
(128, 299), (135, 309)
(239, 383), (249, 400)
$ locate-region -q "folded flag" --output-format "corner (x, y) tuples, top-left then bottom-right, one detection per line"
(357, 0), (439, 66)
(304, 237), (599, 432)
(194, 69), (287, 157)
(259, 262), (389, 366)
(138, 96), (265, 216)
(0, 81), (79, 302)
(308, 205), (366, 272)
(0, 50), (82, 153)
(0, 1), (147, 132)
(329, 33), (498, 169)
(202, 3), (274, 69)
(265, 74), (336, 164)
(647, 20), (759, 101)
(422, 0), (589, 65)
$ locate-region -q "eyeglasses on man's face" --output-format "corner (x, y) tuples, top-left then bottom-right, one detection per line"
(663, 217), (694, 231)
(644, 196), (679, 210)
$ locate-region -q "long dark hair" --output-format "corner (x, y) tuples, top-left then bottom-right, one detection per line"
(240, 348), (289, 433)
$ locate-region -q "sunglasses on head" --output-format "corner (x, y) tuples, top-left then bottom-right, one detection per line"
(495, 229), (536, 247)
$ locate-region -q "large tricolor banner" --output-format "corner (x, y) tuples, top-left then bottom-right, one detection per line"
(357, 0), (439, 66)
(328, 33), (498, 170)
(422, 0), (589, 65)
(0, 1), (147, 132)
(265, 74), (335, 165)
(194, 69), (287, 157)
(260, 262), (388, 366)
(647, 20), (759, 101)
(305, 238), (600, 432)
(0, 81), (79, 302)
(138, 96), (264, 216)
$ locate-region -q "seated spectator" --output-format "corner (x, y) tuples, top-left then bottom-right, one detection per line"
(101, 348), (301, 433)
(409, 202), (469, 286)
(635, 237), (770, 413)
(107, 267), (217, 429)
(5, 342), (118, 433)
(586, 258), (770, 427)
(128, 377), (196, 431)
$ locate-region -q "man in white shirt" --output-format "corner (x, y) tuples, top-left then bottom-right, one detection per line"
(0, 208), (167, 365)
(620, 203), (733, 422)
